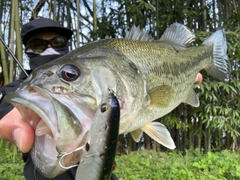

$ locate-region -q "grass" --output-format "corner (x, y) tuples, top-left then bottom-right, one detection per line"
(0, 140), (25, 180)
(114, 149), (240, 180)
(1, 140), (240, 180)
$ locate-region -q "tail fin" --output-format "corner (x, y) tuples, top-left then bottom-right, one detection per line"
(203, 30), (229, 81)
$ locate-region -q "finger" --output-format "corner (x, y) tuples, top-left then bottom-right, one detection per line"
(0, 107), (35, 153)
(195, 73), (203, 84)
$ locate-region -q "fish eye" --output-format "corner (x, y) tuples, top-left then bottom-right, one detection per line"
(101, 103), (108, 112)
(59, 64), (81, 81)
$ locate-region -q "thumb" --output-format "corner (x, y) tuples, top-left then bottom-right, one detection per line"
(0, 107), (35, 153)
(195, 73), (203, 84)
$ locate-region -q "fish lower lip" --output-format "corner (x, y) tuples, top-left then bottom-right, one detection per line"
(13, 104), (59, 157)
(13, 104), (62, 176)
(35, 133), (58, 159)
(11, 103), (60, 174)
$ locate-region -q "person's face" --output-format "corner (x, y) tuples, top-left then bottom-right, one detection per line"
(26, 32), (67, 53)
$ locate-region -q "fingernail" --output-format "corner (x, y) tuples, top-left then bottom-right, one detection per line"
(13, 128), (22, 151)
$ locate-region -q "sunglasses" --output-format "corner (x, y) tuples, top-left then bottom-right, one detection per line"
(26, 36), (67, 53)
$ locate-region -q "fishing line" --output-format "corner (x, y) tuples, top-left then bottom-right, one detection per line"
(0, 36), (29, 77)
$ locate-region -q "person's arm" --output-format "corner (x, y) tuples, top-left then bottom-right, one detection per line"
(0, 80), (24, 119)
(0, 70), (30, 119)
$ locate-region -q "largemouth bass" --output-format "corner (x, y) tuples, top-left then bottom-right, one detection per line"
(75, 91), (120, 180)
(5, 23), (229, 177)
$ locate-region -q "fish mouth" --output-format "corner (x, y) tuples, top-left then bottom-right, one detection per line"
(5, 86), (95, 177)
(13, 103), (65, 177)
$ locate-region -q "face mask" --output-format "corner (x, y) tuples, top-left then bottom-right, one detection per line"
(26, 47), (69, 59)
(27, 47), (69, 70)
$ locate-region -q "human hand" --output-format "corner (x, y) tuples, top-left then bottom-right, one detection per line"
(0, 107), (34, 153)
(195, 73), (202, 84)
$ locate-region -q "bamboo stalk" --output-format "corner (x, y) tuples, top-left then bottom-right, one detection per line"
(0, 32), (9, 85)
(93, 0), (97, 41)
(9, 1), (15, 82)
(14, 0), (23, 78)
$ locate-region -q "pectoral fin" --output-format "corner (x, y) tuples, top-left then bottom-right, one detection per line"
(149, 85), (174, 107)
(142, 122), (176, 149)
(183, 89), (199, 107)
(130, 129), (143, 142)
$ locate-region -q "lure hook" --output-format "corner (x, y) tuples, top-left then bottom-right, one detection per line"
(58, 145), (85, 170)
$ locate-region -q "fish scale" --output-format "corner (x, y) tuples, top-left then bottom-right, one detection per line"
(4, 23), (229, 178)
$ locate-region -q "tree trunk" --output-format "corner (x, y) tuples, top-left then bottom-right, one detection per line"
(155, 142), (161, 152)
(144, 133), (151, 150)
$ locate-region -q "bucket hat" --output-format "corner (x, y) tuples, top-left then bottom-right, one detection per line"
(21, 17), (73, 45)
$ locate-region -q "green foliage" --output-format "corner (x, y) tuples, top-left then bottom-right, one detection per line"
(0, 140), (25, 180)
(1, 146), (240, 180)
(115, 150), (240, 180)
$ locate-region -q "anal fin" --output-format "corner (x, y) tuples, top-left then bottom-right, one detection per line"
(130, 129), (143, 142)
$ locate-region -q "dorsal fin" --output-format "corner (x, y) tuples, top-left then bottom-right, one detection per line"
(125, 25), (154, 41)
(160, 23), (195, 47)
